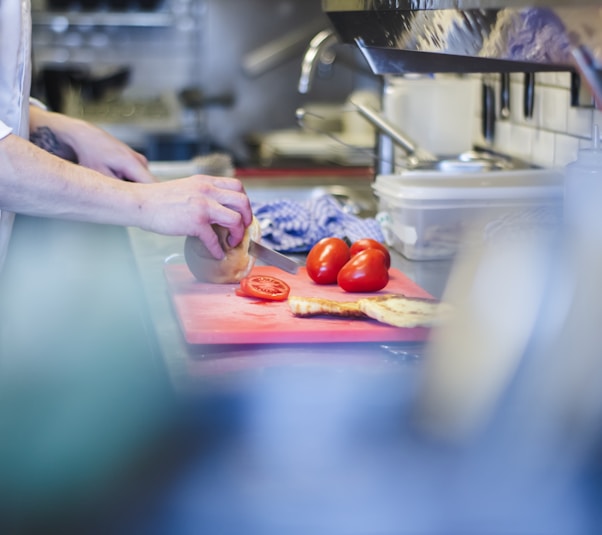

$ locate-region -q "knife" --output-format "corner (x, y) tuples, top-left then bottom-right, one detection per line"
(248, 239), (299, 274)
(184, 235), (300, 281)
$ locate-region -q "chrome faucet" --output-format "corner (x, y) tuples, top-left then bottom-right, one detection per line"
(298, 28), (338, 94)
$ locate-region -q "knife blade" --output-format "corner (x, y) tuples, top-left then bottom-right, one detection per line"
(248, 240), (300, 274)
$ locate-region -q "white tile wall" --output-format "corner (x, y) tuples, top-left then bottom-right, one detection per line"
(541, 85), (568, 133)
(531, 128), (556, 168)
(473, 72), (599, 170)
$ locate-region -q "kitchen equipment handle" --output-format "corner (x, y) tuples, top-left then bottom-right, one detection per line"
(524, 72), (535, 119)
(481, 76), (496, 143)
(500, 73), (511, 119)
(349, 99), (438, 162)
(242, 18), (326, 78)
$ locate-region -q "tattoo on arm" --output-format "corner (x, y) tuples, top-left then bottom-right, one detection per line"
(30, 127), (78, 163)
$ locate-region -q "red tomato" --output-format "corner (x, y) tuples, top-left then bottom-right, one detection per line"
(306, 237), (350, 285)
(337, 249), (389, 293)
(349, 238), (391, 269)
(239, 275), (290, 301)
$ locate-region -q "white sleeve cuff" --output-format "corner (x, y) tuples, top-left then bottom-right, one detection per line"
(0, 121), (12, 140)
(1, 99), (48, 140)
(29, 97), (48, 111)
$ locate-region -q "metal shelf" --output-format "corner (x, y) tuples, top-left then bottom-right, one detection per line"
(32, 10), (174, 28)
(323, 0), (599, 9)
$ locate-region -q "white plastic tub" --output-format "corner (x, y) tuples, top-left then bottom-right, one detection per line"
(373, 169), (564, 261)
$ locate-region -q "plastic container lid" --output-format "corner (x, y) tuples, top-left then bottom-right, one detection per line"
(373, 169), (565, 202)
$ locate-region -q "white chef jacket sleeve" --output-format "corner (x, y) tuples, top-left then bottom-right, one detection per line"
(0, 120), (11, 140)
(0, 98), (49, 140)
(29, 97), (47, 111)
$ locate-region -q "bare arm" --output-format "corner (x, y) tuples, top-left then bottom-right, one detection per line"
(29, 105), (156, 184)
(0, 134), (253, 258)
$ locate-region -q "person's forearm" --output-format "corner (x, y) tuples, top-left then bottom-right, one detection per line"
(0, 133), (144, 226)
(28, 105), (156, 184)
(29, 105), (78, 161)
(0, 129), (254, 258)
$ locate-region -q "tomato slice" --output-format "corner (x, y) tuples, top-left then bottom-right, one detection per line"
(239, 275), (290, 301)
(235, 287), (249, 297)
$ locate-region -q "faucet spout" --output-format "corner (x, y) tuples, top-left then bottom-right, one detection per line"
(298, 29), (338, 94)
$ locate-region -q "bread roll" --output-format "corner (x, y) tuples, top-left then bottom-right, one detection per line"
(185, 217), (261, 283)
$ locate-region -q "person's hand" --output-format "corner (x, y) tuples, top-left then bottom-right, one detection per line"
(26, 107), (254, 258)
(138, 174), (253, 259)
(29, 106), (156, 184)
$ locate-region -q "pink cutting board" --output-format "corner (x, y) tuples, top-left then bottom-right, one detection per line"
(164, 264), (434, 345)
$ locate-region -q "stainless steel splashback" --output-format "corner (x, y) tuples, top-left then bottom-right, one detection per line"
(323, 1), (602, 101)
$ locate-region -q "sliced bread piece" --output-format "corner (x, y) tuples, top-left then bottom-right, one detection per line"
(288, 295), (366, 318)
(357, 294), (448, 328)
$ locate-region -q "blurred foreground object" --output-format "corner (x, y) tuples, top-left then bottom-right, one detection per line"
(412, 127), (602, 531)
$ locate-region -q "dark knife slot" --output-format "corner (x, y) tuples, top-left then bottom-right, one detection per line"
(482, 78), (496, 143)
(500, 73), (511, 119)
(524, 72), (536, 119)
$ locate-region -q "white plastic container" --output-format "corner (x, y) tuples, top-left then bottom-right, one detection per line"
(373, 169), (564, 261)
(564, 125), (602, 239)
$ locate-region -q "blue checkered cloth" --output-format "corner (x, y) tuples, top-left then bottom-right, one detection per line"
(252, 194), (385, 253)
